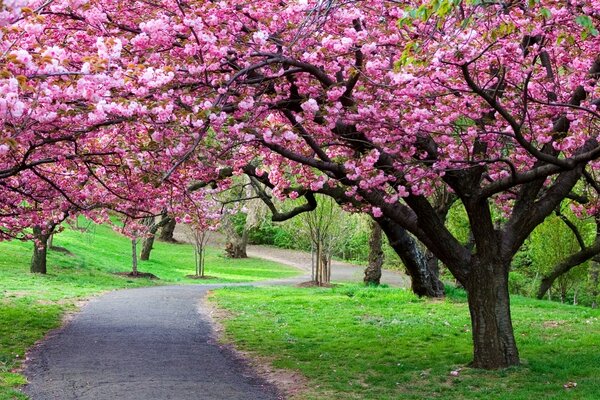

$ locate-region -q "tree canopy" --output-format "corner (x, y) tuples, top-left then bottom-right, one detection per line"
(1, 0), (600, 369)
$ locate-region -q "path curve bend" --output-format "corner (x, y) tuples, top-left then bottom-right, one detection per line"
(24, 285), (281, 400)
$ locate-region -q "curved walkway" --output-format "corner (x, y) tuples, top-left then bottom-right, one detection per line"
(24, 234), (408, 399)
(24, 285), (281, 400)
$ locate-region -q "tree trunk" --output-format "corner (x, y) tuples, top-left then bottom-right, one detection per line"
(314, 240), (331, 285)
(378, 217), (445, 297)
(465, 260), (520, 369)
(31, 226), (50, 274)
(364, 220), (383, 285)
(158, 217), (176, 242)
(425, 249), (440, 282)
(319, 246), (330, 285)
(223, 216), (249, 258)
(225, 234), (248, 258)
(140, 235), (155, 261)
(131, 238), (138, 276)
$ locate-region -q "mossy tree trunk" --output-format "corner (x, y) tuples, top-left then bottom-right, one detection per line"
(378, 217), (445, 297)
(141, 215), (174, 261)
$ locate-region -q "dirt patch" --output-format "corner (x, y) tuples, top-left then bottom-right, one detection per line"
(543, 320), (566, 328)
(296, 280), (337, 288)
(114, 272), (159, 279)
(201, 293), (311, 400)
(49, 245), (74, 256)
(185, 275), (218, 280)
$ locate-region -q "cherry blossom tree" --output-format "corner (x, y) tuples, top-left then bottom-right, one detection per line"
(0, 0), (221, 241)
(2, 0), (600, 370)
(154, 0), (598, 369)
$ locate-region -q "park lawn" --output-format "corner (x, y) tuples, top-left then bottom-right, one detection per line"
(0, 222), (300, 399)
(210, 285), (600, 400)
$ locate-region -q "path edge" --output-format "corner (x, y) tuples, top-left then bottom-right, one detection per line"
(200, 291), (311, 400)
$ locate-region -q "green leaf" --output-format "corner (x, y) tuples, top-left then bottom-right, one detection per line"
(540, 8), (552, 19)
(576, 15), (599, 37)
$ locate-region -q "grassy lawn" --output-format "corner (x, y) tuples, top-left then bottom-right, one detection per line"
(0, 222), (300, 399)
(210, 285), (600, 400)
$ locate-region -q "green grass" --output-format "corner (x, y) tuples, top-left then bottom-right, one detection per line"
(210, 284), (600, 400)
(0, 222), (300, 399)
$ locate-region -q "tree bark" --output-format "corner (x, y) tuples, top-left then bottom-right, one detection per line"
(425, 249), (440, 285)
(131, 238), (138, 276)
(158, 217), (176, 242)
(140, 235), (155, 261)
(364, 220), (383, 285)
(223, 216), (249, 258)
(225, 231), (248, 258)
(378, 217), (445, 297)
(140, 217), (155, 261)
(465, 259), (520, 369)
(31, 226), (50, 274)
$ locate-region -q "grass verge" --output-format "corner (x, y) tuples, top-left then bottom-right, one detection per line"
(210, 284), (600, 400)
(0, 223), (300, 399)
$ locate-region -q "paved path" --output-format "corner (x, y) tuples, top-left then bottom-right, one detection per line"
(24, 285), (281, 400)
(24, 231), (408, 399)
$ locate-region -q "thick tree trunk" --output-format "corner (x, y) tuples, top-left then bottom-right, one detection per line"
(223, 216), (249, 258)
(140, 217), (156, 261)
(158, 217), (176, 242)
(140, 235), (155, 261)
(225, 231), (248, 258)
(465, 260), (520, 369)
(425, 249), (440, 284)
(378, 217), (445, 297)
(31, 226), (50, 274)
(364, 220), (383, 285)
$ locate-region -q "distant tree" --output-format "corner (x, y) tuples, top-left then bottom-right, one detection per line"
(158, 217), (177, 243)
(131, 237), (139, 276)
(187, 225), (209, 278)
(221, 178), (266, 258)
(302, 196), (349, 285)
(537, 212), (600, 302)
(140, 214), (174, 261)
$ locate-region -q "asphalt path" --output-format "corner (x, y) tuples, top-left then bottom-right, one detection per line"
(23, 234), (408, 399)
(23, 285), (282, 400)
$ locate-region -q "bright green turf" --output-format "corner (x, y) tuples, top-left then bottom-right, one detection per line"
(0, 222), (300, 399)
(210, 285), (600, 400)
